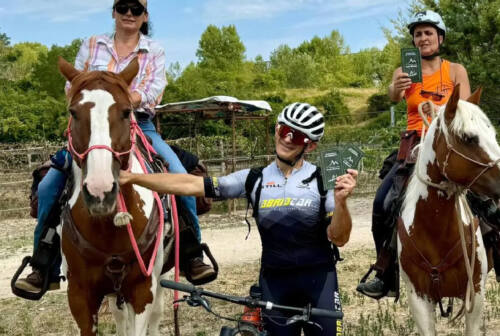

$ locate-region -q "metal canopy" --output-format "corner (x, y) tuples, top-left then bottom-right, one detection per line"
(155, 95), (273, 171)
(156, 95), (271, 120)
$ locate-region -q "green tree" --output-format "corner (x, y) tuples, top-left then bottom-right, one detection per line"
(196, 25), (246, 71)
(32, 39), (82, 99)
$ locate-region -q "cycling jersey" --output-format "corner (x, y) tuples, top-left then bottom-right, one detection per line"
(208, 161), (336, 270)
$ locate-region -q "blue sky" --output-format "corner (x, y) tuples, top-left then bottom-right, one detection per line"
(0, 0), (409, 68)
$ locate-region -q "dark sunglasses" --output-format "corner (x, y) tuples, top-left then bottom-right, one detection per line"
(278, 124), (311, 145)
(420, 90), (445, 102)
(114, 3), (146, 16)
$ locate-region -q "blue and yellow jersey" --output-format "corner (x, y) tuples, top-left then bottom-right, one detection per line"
(210, 161), (336, 270)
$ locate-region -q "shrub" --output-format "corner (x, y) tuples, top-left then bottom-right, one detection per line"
(313, 89), (350, 124)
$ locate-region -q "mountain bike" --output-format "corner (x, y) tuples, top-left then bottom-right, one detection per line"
(160, 279), (343, 336)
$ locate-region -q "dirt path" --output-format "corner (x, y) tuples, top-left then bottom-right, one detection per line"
(0, 196), (373, 299)
(201, 197), (373, 265)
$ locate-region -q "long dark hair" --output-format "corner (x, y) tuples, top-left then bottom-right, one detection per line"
(140, 21), (152, 36)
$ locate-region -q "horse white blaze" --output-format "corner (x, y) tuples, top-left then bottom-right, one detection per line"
(80, 89), (116, 201)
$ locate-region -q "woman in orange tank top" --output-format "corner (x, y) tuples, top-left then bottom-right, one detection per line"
(357, 10), (471, 299)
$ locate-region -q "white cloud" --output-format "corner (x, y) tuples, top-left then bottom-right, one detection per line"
(4, 0), (110, 22)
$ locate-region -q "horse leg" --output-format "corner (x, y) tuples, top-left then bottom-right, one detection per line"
(108, 295), (134, 336)
(465, 236), (488, 336)
(129, 278), (159, 336)
(147, 276), (165, 336)
(402, 272), (436, 336)
(67, 281), (103, 336)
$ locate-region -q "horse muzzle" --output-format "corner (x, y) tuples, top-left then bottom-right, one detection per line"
(82, 181), (119, 216)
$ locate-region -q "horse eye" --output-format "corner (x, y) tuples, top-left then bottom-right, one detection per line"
(463, 135), (479, 144)
(122, 109), (131, 119)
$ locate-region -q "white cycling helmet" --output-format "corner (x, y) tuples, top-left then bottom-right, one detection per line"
(408, 10), (446, 37)
(277, 103), (325, 142)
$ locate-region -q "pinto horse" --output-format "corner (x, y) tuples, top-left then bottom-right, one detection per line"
(57, 57), (174, 336)
(398, 84), (500, 335)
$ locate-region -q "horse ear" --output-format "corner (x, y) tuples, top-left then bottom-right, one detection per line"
(467, 87), (482, 105)
(58, 56), (80, 82)
(119, 57), (139, 86)
(444, 83), (461, 122)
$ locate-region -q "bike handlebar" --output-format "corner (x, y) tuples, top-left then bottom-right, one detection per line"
(160, 279), (343, 320)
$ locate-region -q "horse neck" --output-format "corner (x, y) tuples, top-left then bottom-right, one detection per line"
(402, 129), (459, 236)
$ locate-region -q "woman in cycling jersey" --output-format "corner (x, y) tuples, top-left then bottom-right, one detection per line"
(120, 102), (358, 336)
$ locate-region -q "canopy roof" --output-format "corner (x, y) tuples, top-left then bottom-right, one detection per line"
(156, 95), (272, 119)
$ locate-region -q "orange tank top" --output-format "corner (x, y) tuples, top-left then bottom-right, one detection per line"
(405, 60), (454, 136)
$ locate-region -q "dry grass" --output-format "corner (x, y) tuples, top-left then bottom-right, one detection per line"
(1, 249), (499, 335)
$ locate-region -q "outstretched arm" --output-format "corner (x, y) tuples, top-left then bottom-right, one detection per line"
(120, 170), (205, 196)
(327, 169), (358, 247)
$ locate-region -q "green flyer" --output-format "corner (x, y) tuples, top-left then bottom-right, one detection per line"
(401, 48), (422, 83)
(341, 145), (364, 171)
(319, 148), (344, 191)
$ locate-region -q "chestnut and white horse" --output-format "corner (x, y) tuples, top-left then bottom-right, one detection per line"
(399, 85), (499, 335)
(57, 57), (174, 336)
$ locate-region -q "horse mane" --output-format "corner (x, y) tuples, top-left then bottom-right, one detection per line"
(437, 100), (495, 140)
(67, 70), (132, 105)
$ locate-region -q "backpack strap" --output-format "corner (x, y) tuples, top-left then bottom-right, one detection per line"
(302, 166), (342, 263)
(302, 166), (327, 221)
(244, 167), (264, 239)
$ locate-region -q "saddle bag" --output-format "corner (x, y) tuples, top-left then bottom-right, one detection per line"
(397, 130), (419, 164)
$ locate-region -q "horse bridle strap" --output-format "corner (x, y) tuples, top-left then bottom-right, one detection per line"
(66, 115), (139, 168)
(437, 118), (500, 190)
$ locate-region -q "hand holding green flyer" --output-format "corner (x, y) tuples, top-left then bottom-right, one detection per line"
(319, 145), (364, 191)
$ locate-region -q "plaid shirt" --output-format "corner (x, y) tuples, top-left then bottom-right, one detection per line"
(67, 33), (167, 117)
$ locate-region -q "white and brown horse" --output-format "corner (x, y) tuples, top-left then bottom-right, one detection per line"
(399, 84), (499, 335)
(57, 57), (174, 336)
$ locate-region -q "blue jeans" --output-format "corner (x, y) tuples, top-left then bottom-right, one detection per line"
(34, 119), (201, 279)
(137, 118), (200, 240)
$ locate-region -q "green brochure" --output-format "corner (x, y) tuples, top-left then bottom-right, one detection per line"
(401, 48), (422, 83)
(341, 145), (364, 171)
(319, 148), (344, 191)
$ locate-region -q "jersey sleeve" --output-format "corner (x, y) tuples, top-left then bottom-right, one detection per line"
(206, 169), (250, 200)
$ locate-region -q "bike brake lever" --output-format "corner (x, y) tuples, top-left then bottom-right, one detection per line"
(285, 315), (323, 331)
(187, 293), (211, 311)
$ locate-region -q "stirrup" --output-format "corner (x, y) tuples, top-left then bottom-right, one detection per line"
(184, 243), (219, 286)
(11, 256), (50, 301)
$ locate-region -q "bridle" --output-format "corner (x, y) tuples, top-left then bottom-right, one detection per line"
(435, 116), (500, 190)
(66, 112), (140, 170)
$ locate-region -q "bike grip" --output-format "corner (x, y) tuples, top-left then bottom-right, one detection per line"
(160, 279), (196, 293)
(310, 307), (343, 319)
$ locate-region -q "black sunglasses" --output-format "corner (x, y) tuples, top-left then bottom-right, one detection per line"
(420, 90), (445, 102)
(114, 3), (145, 16)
